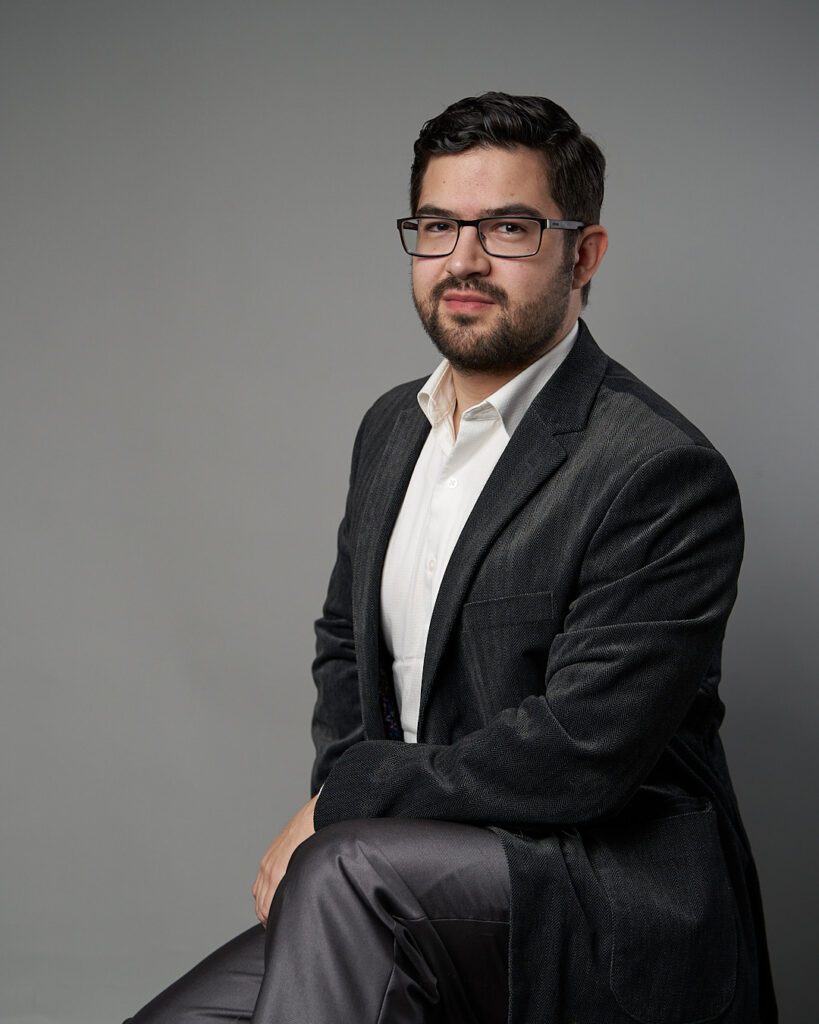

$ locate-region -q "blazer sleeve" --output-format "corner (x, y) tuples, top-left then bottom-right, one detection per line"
(313, 442), (745, 830)
(308, 410), (370, 796)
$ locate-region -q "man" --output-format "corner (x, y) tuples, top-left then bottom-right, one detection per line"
(126, 93), (776, 1023)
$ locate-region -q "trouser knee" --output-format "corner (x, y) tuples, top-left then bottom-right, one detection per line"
(278, 819), (381, 903)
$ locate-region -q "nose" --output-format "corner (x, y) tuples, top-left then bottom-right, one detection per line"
(444, 224), (492, 279)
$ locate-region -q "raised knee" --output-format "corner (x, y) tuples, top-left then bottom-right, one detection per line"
(282, 819), (371, 892)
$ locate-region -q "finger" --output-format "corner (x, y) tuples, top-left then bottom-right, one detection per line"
(257, 877), (274, 924)
(254, 883), (263, 920)
(252, 857), (269, 898)
(255, 878), (270, 923)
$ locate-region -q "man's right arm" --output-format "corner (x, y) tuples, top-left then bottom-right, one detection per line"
(308, 409), (370, 796)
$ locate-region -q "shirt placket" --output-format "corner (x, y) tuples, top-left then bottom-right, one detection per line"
(424, 411), (497, 610)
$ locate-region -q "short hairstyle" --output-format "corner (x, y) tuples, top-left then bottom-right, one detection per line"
(409, 92), (606, 305)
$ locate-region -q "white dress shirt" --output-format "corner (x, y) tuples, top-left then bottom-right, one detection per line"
(380, 321), (579, 743)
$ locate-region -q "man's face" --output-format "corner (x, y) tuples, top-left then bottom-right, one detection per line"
(411, 145), (578, 374)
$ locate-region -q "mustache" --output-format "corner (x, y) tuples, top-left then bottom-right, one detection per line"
(430, 279), (508, 306)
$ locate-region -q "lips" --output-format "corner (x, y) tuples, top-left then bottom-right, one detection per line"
(441, 291), (496, 312)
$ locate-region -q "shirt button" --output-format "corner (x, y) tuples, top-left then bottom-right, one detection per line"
(447, 476), (458, 489)
(427, 558), (436, 573)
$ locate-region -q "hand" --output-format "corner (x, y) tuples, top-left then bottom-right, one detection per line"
(252, 794), (318, 927)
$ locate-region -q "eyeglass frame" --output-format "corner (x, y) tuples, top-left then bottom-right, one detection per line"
(396, 215), (587, 259)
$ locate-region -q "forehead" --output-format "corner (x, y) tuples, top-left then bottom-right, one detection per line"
(417, 145), (554, 215)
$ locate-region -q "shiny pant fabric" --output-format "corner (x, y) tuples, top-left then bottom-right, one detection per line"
(124, 817), (511, 1024)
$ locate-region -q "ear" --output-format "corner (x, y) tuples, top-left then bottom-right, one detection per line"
(571, 225), (608, 291)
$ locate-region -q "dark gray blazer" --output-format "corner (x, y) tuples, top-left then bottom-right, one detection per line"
(311, 321), (777, 1023)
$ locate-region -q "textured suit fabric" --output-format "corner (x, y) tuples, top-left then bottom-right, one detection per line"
(311, 320), (777, 1023)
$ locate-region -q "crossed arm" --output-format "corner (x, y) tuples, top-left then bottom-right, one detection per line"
(311, 443), (744, 830)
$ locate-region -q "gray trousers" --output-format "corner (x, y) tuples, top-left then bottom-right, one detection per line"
(125, 817), (511, 1024)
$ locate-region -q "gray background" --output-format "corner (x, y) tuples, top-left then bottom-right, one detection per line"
(1, 2), (816, 1021)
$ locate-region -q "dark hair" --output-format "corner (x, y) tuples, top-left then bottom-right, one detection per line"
(409, 92), (605, 305)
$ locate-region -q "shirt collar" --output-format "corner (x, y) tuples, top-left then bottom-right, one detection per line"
(418, 320), (579, 437)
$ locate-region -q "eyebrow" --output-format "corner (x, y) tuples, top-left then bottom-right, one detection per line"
(414, 203), (546, 219)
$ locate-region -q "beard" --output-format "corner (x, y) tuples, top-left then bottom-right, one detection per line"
(412, 250), (575, 374)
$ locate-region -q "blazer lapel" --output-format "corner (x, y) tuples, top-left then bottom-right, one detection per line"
(416, 321), (609, 739)
(353, 404), (430, 738)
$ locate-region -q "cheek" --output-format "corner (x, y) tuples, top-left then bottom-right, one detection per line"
(507, 264), (554, 302)
(411, 262), (437, 301)
(496, 267), (532, 303)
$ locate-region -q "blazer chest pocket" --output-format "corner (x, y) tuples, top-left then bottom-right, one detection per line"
(461, 589), (554, 628)
(459, 592), (555, 711)
(589, 803), (738, 1024)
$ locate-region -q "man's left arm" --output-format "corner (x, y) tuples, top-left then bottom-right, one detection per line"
(313, 443), (744, 832)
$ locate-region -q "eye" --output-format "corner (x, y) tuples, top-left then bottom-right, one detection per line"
(484, 219), (535, 237)
(421, 219), (456, 235)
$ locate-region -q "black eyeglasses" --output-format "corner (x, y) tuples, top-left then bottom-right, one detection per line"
(396, 215), (586, 259)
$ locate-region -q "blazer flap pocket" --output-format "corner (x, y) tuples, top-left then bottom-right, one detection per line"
(589, 804), (737, 1024)
(462, 590), (554, 628)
